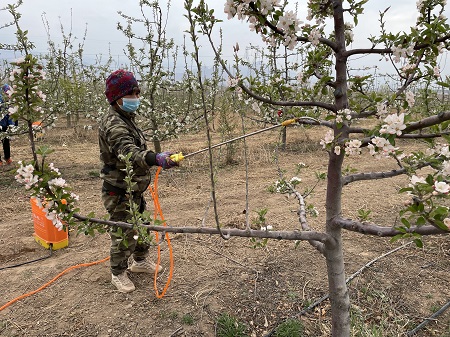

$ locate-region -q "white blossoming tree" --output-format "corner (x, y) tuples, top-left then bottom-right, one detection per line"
(4, 3), (85, 233)
(191, 0), (450, 335)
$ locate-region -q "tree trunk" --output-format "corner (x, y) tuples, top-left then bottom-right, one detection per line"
(325, 148), (350, 336)
(325, 230), (350, 336)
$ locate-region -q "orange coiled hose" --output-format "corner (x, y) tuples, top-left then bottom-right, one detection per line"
(148, 166), (174, 299)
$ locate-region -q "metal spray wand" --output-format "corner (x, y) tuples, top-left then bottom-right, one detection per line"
(169, 117), (319, 163)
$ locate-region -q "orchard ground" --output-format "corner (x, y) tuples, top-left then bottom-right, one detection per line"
(0, 119), (449, 337)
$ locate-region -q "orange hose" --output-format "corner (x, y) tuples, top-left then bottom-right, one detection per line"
(148, 166), (174, 299)
(0, 256), (110, 312)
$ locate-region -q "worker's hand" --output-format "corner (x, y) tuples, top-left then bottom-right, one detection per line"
(155, 152), (178, 169)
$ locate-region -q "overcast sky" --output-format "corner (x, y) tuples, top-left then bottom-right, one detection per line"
(0, 1), (448, 75)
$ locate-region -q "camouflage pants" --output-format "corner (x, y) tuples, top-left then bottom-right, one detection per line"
(102, 191), (150, 275)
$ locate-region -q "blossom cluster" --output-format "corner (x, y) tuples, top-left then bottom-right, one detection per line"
(404, 154), (450, 231)
(320, 129), (334, 149)
(344, 139), (362, 156)
(367, 136), (397, 159)
(425, 143), (450, 158)
(391, 44), (415, 63)
(15, 163), (39, 190)
(7, 55), (47, 127)
(277, 10), (302, 50)
(272, 176), (302, 194)
(336, 108), (352, 124)
(405, 91), (415, 107)
(224, 1), (304, 50)
(380, 112), (407, 136)
(15, 160), (79, 231)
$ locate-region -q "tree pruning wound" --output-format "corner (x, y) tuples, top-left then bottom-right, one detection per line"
(170, 117), (302, 163)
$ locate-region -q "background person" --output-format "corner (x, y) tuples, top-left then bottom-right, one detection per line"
(99, 69), (178, 293)
(0, 84), (17, 166)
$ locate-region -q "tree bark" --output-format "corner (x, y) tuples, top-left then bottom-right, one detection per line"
(324, 1), (351, 335)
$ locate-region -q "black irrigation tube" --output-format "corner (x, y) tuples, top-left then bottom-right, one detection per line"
(406, 300), (450, 336)
(0, 246), (53, 271)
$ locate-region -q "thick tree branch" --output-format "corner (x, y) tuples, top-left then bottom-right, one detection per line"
(403, 111), (450, 133)
(343, 47), (391, 57)
(72, 213), (333, 243)
(342, 167), (408, 186)
(335, 217), (448, 236)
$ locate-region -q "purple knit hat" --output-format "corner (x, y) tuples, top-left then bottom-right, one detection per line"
(104, 70), (138, 104)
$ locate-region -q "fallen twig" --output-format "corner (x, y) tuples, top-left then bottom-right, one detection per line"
(169, 326), (184, 337)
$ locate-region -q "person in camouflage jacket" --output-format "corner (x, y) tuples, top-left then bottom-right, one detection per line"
(99, 69), (178, 293)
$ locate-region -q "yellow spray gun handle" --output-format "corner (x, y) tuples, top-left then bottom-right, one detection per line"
(281, 118), (297, 126)
(170, 152), (185, 163)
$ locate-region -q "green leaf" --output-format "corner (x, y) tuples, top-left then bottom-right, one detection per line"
(436, 81), (450, 88)
(413, 238), (423, 248)
(416, 216), (426, 226)
(390, 233), (404, 243)
(400, 218), (411, 228)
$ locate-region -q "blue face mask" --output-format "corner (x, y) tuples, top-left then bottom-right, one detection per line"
(119, 97), (140, 113)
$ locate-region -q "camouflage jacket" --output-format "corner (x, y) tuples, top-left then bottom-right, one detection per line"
(98, 106), (156, 194)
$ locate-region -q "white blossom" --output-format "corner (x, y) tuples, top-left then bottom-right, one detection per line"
(441, 160), (450, 175)
(308, 28), (321, 46)
(261, 225), (273, 231)
(406, 91), (415, 107)
(320, 129), (334, 148)
(444, 218), (450, 229)
(376, 102), (388, 116)
(290, 176), (302, 184)
(48, 177), (67, 188)
(434, 181), (450, 194)
(410, 175), (427, 186)
(369, 136), (397, 158)
(252, 101), (261, 114)
(380, 113), (406, 136)
(433, 66), (441, 77)
(334, 146), (341, 155)
(345, 139), (362, 155)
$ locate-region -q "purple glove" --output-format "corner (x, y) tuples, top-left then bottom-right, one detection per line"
(155, 152), (178, 169)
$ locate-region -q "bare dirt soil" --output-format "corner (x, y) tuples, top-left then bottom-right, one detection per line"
(0, 121), (449, 337)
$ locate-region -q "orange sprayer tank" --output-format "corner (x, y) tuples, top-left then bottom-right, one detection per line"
(31, 197), (68, 250)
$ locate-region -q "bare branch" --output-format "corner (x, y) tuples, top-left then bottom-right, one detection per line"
(342, 167), (408, 186)
(343, 47), (391, 57)
(407, 300), (450, 336)
(72, 213), (333, 243)
(335, 217), (448, 237)
(403, 111), (450, 133)
(239, 85), (336, 112)
(289, 186), (326, 254)
(344, 34), (450, 58)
